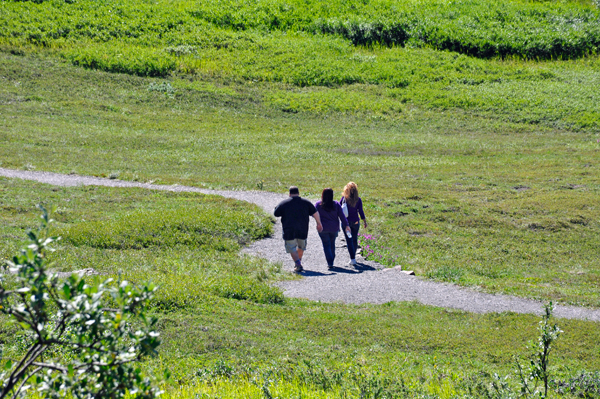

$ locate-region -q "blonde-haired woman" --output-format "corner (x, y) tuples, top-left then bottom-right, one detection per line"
(341, 182), (367, 266)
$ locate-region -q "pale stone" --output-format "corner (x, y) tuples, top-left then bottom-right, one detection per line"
(382, 266), (403, 272)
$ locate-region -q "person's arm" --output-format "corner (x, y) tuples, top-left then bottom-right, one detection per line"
(274, 200), (288, 218)
(312, 211), (323, 233)
(358, 198), (367, 228)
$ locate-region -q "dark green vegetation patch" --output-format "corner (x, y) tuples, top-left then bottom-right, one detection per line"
(194, 0), (600, 59)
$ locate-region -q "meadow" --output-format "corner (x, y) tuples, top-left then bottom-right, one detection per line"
(1, 177), (600, 398)
(1, 0), (600, 131)
(1, 0), (600, 396)
(1, 51), (598, 306)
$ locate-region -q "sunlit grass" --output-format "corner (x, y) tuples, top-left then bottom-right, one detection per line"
(1, 51), (599, 305)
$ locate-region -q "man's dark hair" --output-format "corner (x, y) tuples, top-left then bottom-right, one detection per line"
(289, 186), (299, 195)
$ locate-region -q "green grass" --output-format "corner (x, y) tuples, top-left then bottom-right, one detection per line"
(60, 200), (271, 250)
(1, 52), (599, 306)
(1, 0), (600, 394)
(193, 0), (600, 59)
(2, 0), (599, 60)
(0, 177), (282, 306)
(1, 179), (599, 398)
(1, 0), (600, 131)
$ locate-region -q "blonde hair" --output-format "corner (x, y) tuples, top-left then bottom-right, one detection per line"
(342, 182), (359, 208)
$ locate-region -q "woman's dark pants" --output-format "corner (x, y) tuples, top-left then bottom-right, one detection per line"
(346, 222), (360, 260)
(319, 231), (338, 267)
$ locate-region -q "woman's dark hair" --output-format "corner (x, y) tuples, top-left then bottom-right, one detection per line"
(321, 188), (335, 211)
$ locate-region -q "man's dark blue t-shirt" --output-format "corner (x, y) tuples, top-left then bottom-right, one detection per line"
(274, 196), (317, 240)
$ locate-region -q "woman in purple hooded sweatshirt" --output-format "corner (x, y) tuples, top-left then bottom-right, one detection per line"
(315, 188), (351, 270)
(341, 182), (367, 266)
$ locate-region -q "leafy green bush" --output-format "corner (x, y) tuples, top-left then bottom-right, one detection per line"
(59, 204), (272, 250)
(515, 303), (562, 398)
(148, 81), (176, 96)
(0, 207), (163, 398)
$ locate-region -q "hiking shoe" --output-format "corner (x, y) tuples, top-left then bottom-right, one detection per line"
(294, 264), (304, 273)
(348, 259), (357, 266)
(327, 265), (334, 270)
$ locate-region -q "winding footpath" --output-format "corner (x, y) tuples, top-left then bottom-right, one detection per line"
(1, 167), (599, 322)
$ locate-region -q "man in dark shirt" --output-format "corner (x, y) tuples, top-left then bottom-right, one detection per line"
(274, 186), (323, 273)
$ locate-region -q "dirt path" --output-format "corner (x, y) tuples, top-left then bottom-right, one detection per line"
(1, 167), (599, 322)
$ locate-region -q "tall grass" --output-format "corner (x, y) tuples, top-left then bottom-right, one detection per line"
(1, 0), (599, 131)
(192, 0), (600, 59)
(1, 0), (599, 61)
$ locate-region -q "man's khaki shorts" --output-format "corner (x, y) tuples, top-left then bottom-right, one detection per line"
(285, 239), (307, 253)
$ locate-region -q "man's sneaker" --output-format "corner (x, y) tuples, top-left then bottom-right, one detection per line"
(327, 265), (334, 270)
(348, 259), (357, 266)
(294, 264), (303, 273)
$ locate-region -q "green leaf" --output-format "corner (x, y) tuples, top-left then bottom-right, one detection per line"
(63, 284), (72, 299)
(18, 322), (32, 331)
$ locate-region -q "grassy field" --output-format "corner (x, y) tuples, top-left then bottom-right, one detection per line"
(1, 177), (600, 398)
(1, 0), (600, 396)
(1, 52), (599, 306)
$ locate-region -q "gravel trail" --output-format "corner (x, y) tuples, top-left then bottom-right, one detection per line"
(2, 167), (599, 322)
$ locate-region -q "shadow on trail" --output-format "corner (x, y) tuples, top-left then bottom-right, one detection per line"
(299, 270), (335, 277)
(353, 263), (378, 272)
(301, 267), (362, 276)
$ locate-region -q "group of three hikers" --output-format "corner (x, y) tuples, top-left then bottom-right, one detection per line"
(274, 182), (368, 273)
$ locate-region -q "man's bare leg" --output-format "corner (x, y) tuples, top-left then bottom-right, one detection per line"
(290, 250), (300, 262)
(297, 248), (304, 262)
(290, 248), (303, 272)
